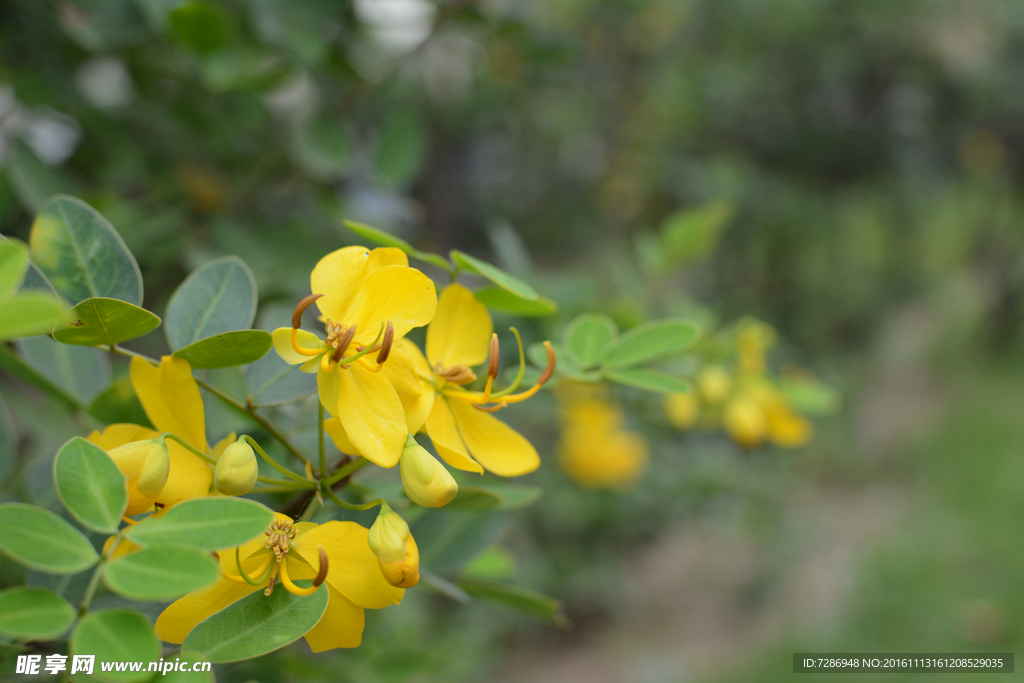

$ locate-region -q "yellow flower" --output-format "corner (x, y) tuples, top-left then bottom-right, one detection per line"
(399, 434), (458, 508)
(557, 383), (648, 489)
(272, 247), (437, 468)
(156, 513), (404, 652)
(103, 439), (170, 514)
(213, 439), (259, 496)
(367, 504), (420, 588)
(327, 283), (555, 477)
(664, 391), (699, 430)
(88, 356), (227, 514)
(696, 365), (731, 404)
(724, 380), (812, 449)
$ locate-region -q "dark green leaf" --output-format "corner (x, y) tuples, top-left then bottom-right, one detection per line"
(53, 297), (160, 346)
(450, 250), (538, 300)
(473, 287), (557, 316)
(0, 343), (82, 410)
(54, 437), (128, 534)
(564, 313), (618, 369)
(29, 195), (143, 306)
(0, 587), (76, 640)
(246, 351), (317, 406)
(411, 510), (508, 571)
(446, 483), (542, 511)
(456, 579), (568, 627)
(104, 544), (218, 601)
(601, 318), (701, 369)
(172, 329), (272, 369)
(182, 582), (328, 663)
(0, 503), (99, 574)
(165, 256), (257, 350)
(16, 336), (111, 403)
(125, 498), (273, 550)
(344, 220), (451, 271)
(7, 142), (80, 213)
(169, 0), (233, 54)
(375, 113), (425, 186)
(71, 610), (160, 682)
(604, 367), (691, 394)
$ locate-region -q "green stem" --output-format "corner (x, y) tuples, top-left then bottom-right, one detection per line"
(79, 536), (120, 616)
(252, 485), (302, 494)
(243, 435), (315, 488)
(318, 403), (326, 481)
(299, 495), (321, 522)
(322, 486), (385, 511)
(325, 456), (369, 486)
(257, 475), (308, 488)
(162, 433), (217, 465)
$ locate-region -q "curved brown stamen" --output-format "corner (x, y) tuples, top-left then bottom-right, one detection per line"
(292, 293), (324, 329)
(376, 322), (394, 364)
(537, 341), (557, 385)
(331, 325), (357, 362)
(473, 401), (508, 413)
(263, 573), (277, 597)
(314, 545), (329, 587)
(488, 334), (499, 379)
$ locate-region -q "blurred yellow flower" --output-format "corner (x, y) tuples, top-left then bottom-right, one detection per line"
(368, 504), (420, 588)
(272, 246), (437, 469)
(557, 383), (648, 489)
(156, 512), (404, 652)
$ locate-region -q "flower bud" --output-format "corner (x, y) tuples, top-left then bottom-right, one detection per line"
(214, 439), (259, 496)
(367, 504), (419, 588)
(400, 434), (458, 508)
(697, 365), (731, 404)
(723, 395), (767, 448)
(106, 438), (170, 515)
(664, 391), (699, 430)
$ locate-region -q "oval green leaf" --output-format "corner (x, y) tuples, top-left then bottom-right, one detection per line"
(344, 219), (451, 271)
(0, 291), (66, 341)
(450, 250), (538, 300)
(412, 510), (509, 571)
(456, 578), (568, 628)
(473, 287), (557, 317)
(0, 503), (99, 574)
(0, 239), (30, 298)
(246, 352), (317, 406)
(71, 610), (160, 683)
(16, 336), (111, 404)
(53, 297), (161, 347)
(54, 437), (128, 534)
(604, 367), (691, 394)
(29, 195), (143, 306)
(125, 498), (273, 550)
(158, 653), (214, 683)
(564, 313), (618, 369)
(104, 544), (218, 601)
(601, 318), (701, 369)
(172, 329), (272, 369)
(165, 256), (257, 351)
(446, 484), (542, 511)
(0, 587), (76, 640)
(182, 582), (328, 663)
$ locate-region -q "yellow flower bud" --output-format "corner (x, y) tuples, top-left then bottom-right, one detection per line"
(697, 365), (731, 404)
(400, 435), (458, 508)
(106, 438), (170, 515)
(664, 391), (699, 430)
(765, 400), (812, 448)
(367, 505), (420, 588)
(723, 395), (767, 448)
(214, 439), (259, 496)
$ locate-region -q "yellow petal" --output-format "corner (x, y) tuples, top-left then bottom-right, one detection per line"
(345, 265), (437, 347)
(303, 586), (364, 652)
(155, 577), (259, 644)
(449, 401), (540, 476)
(272, 327), (323, 365)
(383, 339), (435, 434)
(156, 440), (214, 507)
(87, 423), (159, 450)
(300, 357), (321, 374)
(424, 399), (483, 474)
(130, 356), (208, 452)
(317, 366), (342, 419)
(323, 417), (358, 456)
(426, 283), (492, 369)
(311, 246), (408, 323)
(336, 363), (407, 468)
(293, 521), (404, 610)
(210, 433), (236, 460)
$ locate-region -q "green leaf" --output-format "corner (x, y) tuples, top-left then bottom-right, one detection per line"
(52, 297), (161, 347)
(344, 220), (451, 272)
(71, 610), (160, 683)
(54, 437), (128, 534)
(29, 195), (143, 306)
(778, 378), (841, 416)
(165, 256), (257, 351)
(412, 510), (508, 571)
(7, 141), (80, 213)
(658, 200), (733, 268)
(104, 544), (218, 601)
(0, 291), (66, 340)
(246, 352), (317, 406)
(565, 313), (618, 369)
(0, 392), (14, 482)
(446, 483), (542, 511)
(88, 376), (151, 427)
(375, 112), (425, 186)
(473, 287), (557, 316)
(604, 367), (691, 394)
(456, 579), (568, 627)
(291, 115), (351, 180)
(450, 250), (538, 300)
(16, 336), (111, 403)
(0, 239), (29, 298)
(182, 582), (328, 663)
(460, 545), (516, 581)
(0, 503), (99, 574)
(172, 329), (273, 369)
(0, 343), (81, 410)
(157, 653), (214, 683)
(601, 318), (701, 369)
(125, 498), (273, 550)
(0, 587), (76, 640)
(169, 0), (233, 54)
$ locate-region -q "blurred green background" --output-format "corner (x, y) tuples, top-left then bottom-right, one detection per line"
(2, 0), (1023, 681)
